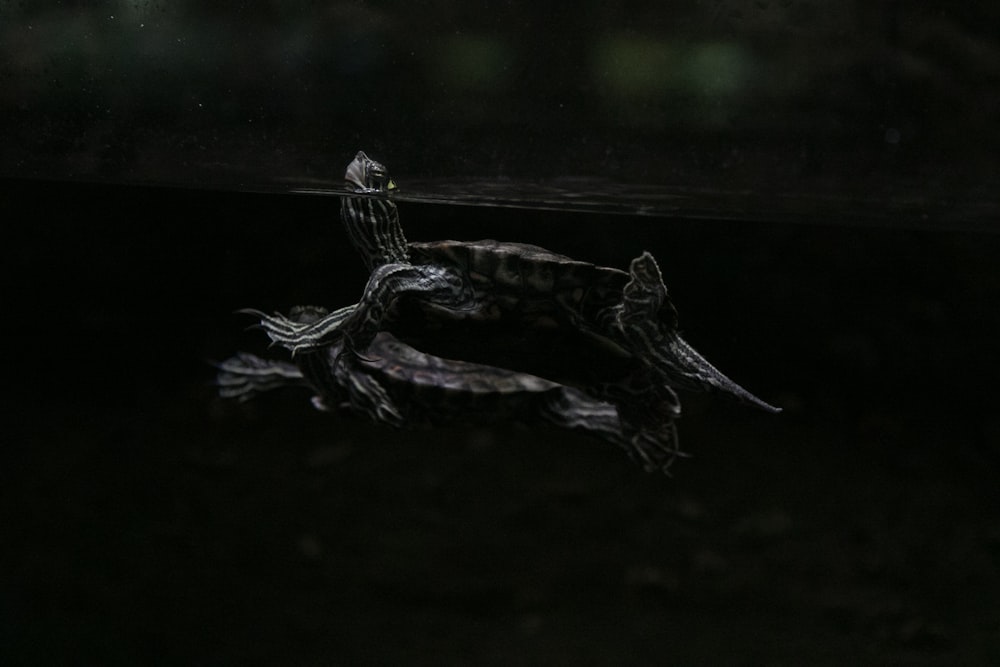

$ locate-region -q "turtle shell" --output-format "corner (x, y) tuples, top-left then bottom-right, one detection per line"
(352, 239), (674, 394)
(384, 305), (643, 392)
(282, 303), (572, 426)
(304, 331), (566, 427)
(407, 239), (680, 332)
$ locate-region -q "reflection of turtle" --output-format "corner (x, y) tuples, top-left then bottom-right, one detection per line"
(257, 151), (779, 414)
(218, 306), (681, 472)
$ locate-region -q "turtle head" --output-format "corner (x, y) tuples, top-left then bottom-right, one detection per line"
(345, 151), (396, 193)
(341, 151), (409, 271)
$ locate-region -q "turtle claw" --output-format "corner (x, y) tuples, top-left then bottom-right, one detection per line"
(332, 334), (380, 367)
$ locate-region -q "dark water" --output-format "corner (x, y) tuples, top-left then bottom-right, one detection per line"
(4, 178), (1000, 665)
(296, 178), (1000, 232)
(4, 1), (1000, 663)
(4, 2), (999, 233)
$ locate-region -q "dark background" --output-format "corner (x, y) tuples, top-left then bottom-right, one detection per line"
(3, 0), (1000, 664)
(2, 1), (998, 225)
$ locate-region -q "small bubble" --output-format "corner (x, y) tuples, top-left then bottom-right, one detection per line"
(884, 127), (901, 144)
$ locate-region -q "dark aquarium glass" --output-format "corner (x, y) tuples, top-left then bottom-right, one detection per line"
(4, 2), (999, 665)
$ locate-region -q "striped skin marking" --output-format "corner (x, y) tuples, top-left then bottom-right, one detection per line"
(613, 253), (781, 414)
(341, 151), (408, 272)
(252, 304), (356, 354)
(340, 262), (475, 352)
(542, 387), (682, 473)
(341, 189), (408, 271)
(217, 331), (684, 473)
(214, 353), (306, 401)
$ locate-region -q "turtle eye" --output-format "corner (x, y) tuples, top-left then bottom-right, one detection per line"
(368, 169), (391, 191)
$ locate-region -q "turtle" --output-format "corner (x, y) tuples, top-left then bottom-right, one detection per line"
(218, 306), (682, 472)
(253, 151), (780, 415)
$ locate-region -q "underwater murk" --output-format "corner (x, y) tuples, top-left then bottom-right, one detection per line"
(7, 166), (999, 665)
(4, 2), (1000, 665)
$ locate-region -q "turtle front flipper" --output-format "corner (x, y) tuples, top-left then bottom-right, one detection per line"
(256, 303), (357, 354)
(255, 263), (477, 357)
(617, 252), (781, 413)
(215, 352), (307, 401)
(335, 262), (478, 354)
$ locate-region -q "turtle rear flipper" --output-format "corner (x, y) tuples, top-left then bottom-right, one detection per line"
(337, 360), (406, 428)
(618, 253), (781, 413)
(542, 387), (683, 475)
(663, 335), (782, 413)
